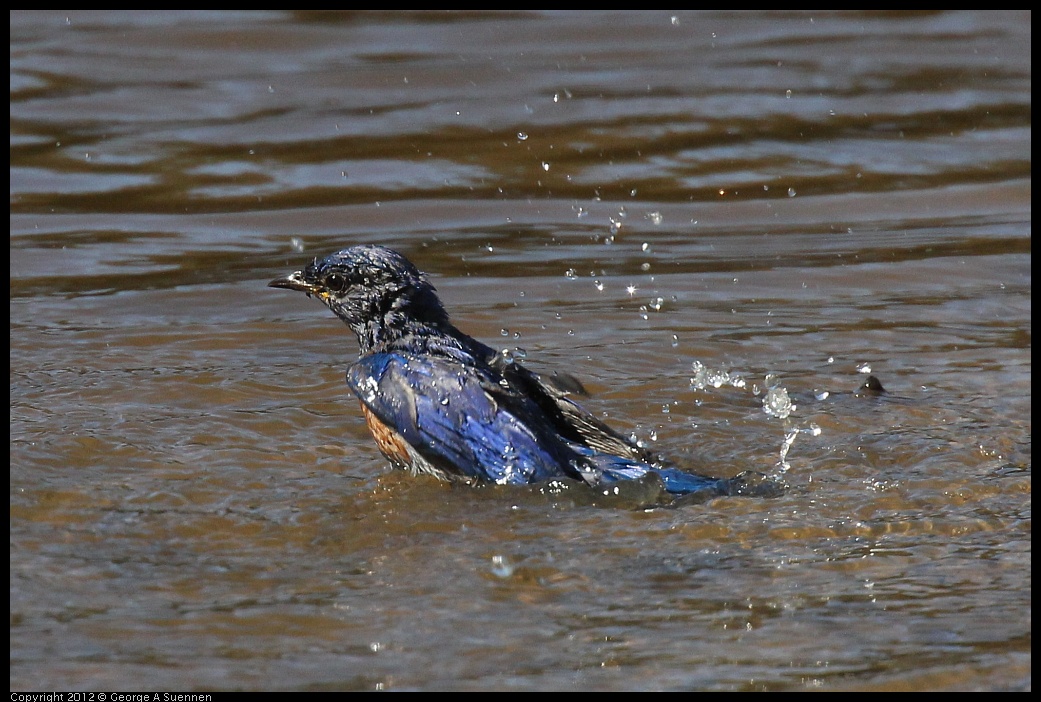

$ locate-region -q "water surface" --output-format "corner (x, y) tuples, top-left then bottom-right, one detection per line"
(10, 10), (1030, 691)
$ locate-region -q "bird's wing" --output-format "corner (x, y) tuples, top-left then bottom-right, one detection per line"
(347, 352), (579, 485)
(489, 356), (731, 497)
(490, 357), (653, 462)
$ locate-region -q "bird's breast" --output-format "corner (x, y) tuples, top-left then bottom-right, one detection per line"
(360, 402), (414, 468)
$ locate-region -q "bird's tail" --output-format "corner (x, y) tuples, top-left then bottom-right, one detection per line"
(581, 452), (728, 497)
(583, 452), (785, 500)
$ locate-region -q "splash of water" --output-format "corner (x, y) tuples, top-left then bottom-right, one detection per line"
(690, 360), (822, 481)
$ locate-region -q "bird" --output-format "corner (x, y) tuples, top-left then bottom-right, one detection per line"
(269, 244), (755, 501)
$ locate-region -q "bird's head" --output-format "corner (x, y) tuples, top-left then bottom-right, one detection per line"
(269, 244), (449, 352)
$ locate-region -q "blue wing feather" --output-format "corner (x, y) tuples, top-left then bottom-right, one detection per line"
(348, 352), (573, 485)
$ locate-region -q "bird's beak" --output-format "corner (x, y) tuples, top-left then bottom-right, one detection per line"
(268, 270), (318, 295)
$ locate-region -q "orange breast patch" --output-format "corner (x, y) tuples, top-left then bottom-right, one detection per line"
(360, 402), (413, 468)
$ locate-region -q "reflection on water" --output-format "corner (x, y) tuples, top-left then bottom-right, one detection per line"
(10, 10), (1030, 691)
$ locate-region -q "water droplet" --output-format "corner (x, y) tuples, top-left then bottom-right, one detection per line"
(787, 187), (797, 197)
(490, 554), (514, 578)
(517, 132), (528, 141)
(774, 428), (799, 474)
(690, 360), (705, 381)
(763, 386), (793, 419)
(707, 369), (729, 388)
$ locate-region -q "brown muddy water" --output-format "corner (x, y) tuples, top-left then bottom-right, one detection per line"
(10, 11), (1030, 691)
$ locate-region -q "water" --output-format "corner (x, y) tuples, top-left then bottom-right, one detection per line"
(10, 11), (1030, 691)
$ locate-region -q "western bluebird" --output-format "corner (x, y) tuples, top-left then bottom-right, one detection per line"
(270, 245), (765, 500)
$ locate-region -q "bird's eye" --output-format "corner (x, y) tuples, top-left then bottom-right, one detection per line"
(324, 273), (348, 293)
